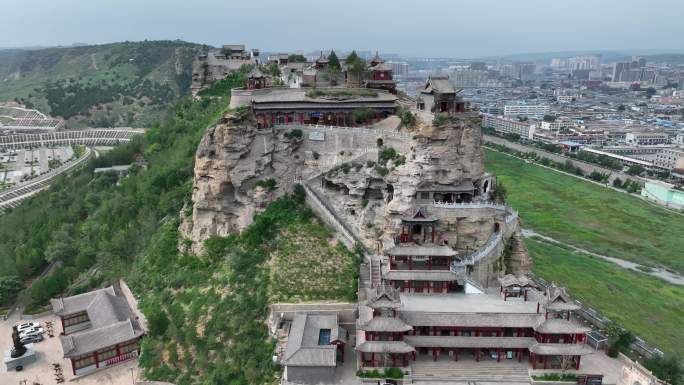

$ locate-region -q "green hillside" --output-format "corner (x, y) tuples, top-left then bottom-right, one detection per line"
(0, 71), (359, 384)
(0, 40), (204, 128)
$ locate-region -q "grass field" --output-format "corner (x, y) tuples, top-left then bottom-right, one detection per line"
(529, 238), (684, 357)
(485, 149), (684, 274)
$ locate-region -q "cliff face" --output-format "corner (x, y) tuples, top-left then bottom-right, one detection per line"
(179, 111), (301, 253)
(180, 110), (531, 280)
(320, 114), (488, 250)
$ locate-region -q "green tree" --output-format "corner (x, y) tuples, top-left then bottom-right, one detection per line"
(627, 164), (645, 175)
(44, 224), (77, 263)
(352, 107), (375, 124)
(288, 54), (307, 63)
(644, 355), (683, 385)
(327, 50), (341, 70)
(612, 178), (623, 188)
(543, 114), (556, 122)
(0, 276), (22, 306)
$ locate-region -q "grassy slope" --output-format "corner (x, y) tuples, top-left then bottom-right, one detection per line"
(134, 192), (358, 385)
(485, 148), (684, 357)
(529, 238), (684, 357)
(485, 149), (684, 273)
(0, 41), (201, 127)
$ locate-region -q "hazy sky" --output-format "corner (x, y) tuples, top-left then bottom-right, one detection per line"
(2, 0), (683, 58)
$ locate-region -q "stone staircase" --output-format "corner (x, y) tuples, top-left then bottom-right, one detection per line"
(411, 360), (530, 384)
(370, 257), (382, 288)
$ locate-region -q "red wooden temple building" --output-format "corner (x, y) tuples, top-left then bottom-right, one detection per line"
(51, 281), (146, 376)
(356, 280), (592, 371)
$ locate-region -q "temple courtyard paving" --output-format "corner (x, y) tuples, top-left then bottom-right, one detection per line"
(0, 311), (140, 385)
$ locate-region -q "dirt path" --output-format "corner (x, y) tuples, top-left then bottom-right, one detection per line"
(522, 229), (684, 285)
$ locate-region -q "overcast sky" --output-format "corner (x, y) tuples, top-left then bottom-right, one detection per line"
(2, 0), (683, 58)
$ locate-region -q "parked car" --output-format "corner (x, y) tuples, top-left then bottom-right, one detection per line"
(15, 322), (40, 332)
(19, 333), (43, 344)
(19, 326), (44, 337)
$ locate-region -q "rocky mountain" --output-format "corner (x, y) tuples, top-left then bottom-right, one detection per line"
(180, 111), (531, 281)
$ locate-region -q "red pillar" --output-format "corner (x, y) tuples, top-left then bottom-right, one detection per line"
(476, 348), (480, 362)
(392, 353), (396, 367)
(531, 353), (536, 369)
(433, 348), (437, 361)
(454, 348), (459, 361)
(371, 352), (375, 367)
(60, 317), (65, 334)
(428, 256), (432, 270)
(94, 351), (99, 368)
(431, 225), (435, 242)
(408, 256), (412, 270)
(497, 349), (501, 362)
(536, 302), (540, 314)
(285, 113), (289, 124)
(403, 353), (408, 367)
(544, 355), (548, 369)
(360, 352), (365, 367)
(518, 349), (523, 362)
(71, 358), (76, 375)
(576, 355), (581, 370)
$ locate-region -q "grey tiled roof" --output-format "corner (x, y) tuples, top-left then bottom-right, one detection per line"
(385, 270), (459, 281)
(359, 317), (412, 332)
(356, 341), (415, 353)
(51, 286), (116, 316)
(251, 88), (397, 104)
(52, 284), (145, 358)
(422, 76), (456, 94)
(404, 336), (536, 349)
(529, 342), (594, 355)
(399, 312), (541, 328)
(282, 314), (340, 367)
(499, 274), (538, 288)
(535, 318), (590, 334)
(386, 245), (457, 257)
(60, 319), (144, 358)
(543, 284), (580, 311)
(366, 285), (402, 309)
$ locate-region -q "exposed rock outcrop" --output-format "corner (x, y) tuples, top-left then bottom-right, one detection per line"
(179, 111), (302, 253)
(180, 110), (532, 283)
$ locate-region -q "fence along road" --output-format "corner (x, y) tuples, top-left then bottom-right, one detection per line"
(0, 128), (144, 150)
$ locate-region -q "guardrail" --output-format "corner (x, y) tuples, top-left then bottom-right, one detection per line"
(0, 128), (144, 149)
(274, 123), (413, 139)
(432, 201), (519, 223)
(0, 147), (93, 212)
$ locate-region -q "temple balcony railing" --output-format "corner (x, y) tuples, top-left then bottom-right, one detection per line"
(273, 123), (413, 139)
(432, 201), (519, 224)
(450, 232), (504, 267)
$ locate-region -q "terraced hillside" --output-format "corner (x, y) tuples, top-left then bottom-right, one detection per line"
(0, 40), (203, 128)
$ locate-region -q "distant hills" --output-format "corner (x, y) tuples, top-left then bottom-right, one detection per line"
(0, 40), (205, 128)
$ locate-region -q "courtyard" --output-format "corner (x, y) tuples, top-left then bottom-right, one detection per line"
(0, 311), (141, 385)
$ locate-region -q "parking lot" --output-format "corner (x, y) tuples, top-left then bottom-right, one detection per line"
(0, 311), (140, 385)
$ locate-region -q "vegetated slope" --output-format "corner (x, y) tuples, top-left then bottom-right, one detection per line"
(0, 72), (358, 384)
(133, 190), (359, 385)
(529, 237), (684, 358)
(485, 149), (684, 274)
(0, 75), (242, 311)
(0, 40), (203, 128)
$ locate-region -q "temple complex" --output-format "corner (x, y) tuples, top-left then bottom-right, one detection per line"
(356, 280), (592, 371)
